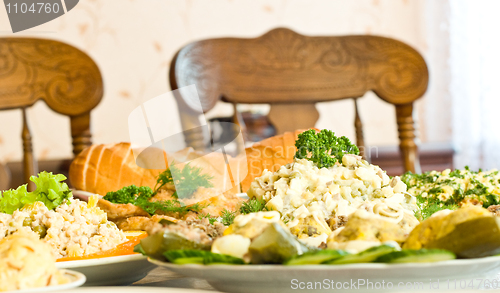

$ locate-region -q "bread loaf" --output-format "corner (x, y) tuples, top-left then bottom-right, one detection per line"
(70, 129), (310, 196)
(69, 142), (164, 195)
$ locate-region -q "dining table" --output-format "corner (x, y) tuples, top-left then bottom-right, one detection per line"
(132, 267), (215, 291)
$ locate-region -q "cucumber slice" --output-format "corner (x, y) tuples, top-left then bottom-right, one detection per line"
(164, 249), (206, 261)
(285, 249), (348, 265)
(140, 231), (210, 261)
(376, 249), (456, 263)
(203, 253), (245, 265)
(133, 243), (146, 255)
(172, 257), (204, 264)
(326, 244), (397, 264)
(164, 249), (245, 265)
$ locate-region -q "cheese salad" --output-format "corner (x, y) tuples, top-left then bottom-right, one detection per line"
(247, 155), (419, 245)
(0, 196), (126, 258)
(0, 232), (69, 291)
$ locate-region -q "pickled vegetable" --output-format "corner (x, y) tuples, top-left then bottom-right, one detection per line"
(376, 249), (455, 263)
(33, 226), (47, 238)
(403, 207), (500, 258)
(421, 217), (500, 258)
(285, 249), (347, 265)
(403, 206), (492, 250)
(326, 244), (397, 264)
(164, 250), (244, 265)
(138, 231), (210, 260)
(248, 222), (311, 264)
(22, 217), (32, 226)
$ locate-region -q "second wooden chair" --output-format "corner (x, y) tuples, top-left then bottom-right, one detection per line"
(169, 28), (428, 173)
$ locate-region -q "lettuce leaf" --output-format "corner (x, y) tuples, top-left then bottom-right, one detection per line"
(0, 171), (72, 214)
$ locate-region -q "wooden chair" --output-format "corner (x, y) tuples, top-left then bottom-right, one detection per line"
(169, 28), (428, 173)
(0, 38), (103, 189)
(0, 162), (11, 191)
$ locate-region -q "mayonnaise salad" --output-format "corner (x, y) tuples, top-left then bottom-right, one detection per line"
(247, 155), (419, 243)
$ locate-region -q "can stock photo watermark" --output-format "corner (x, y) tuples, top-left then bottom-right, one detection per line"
(290, 273), (500, 291)
(127, 84), (248, 204)
(3, 0), (79, 33)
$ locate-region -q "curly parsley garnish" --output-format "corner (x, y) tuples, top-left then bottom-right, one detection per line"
(294, 129), (359, 168)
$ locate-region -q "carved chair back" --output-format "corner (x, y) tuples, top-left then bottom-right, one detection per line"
(169, 28), (428, 173)
(0, 38), (103, 189)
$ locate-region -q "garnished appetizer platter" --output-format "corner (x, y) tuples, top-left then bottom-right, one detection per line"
(4, 129), (500, 292)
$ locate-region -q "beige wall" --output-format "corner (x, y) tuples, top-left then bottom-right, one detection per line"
(0, 0), (438, 162)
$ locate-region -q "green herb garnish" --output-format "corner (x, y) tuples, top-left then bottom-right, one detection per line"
(170, 163), (213, 199)
(239, 198), (268, 215)
(198, 213), (219, 225)
(221, 209), (236, 226)
(154, 168), (174, 194)
(294, 129), (359, 168)
(104, 163), (213, 216)
(103, 185), (153, 205)
(154, 163), (213, 198)
(103, 185), (205, 216)
(196, 209), (238, 226)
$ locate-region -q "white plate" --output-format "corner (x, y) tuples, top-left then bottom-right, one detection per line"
(15, 270), (85, 292)
(71, 190), (102, 202)
(150, 256), (500, 293)
(236, 193), (249, 199)
(62, 287), (209, 293)
(57, 254), (156, 286)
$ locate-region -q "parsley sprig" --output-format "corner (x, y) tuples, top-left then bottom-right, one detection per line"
(294, 129), (359, 168)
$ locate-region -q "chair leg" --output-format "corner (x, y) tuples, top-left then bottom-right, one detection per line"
(353, 98), (366, 160)
(268, 103), (319, 135)
(396, 103), (421, 174)
(22, 108), (38, 190)
(232, 103), (247, 154)
(71, 113), (92, 157)
(0, 162), (10, 191)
